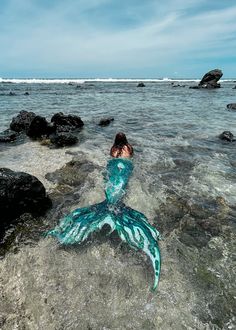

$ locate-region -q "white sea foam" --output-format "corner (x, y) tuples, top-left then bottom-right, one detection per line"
(0, 77), (202, 84)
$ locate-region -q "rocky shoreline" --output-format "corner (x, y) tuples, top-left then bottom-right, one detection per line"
(0, 71), (236, 329)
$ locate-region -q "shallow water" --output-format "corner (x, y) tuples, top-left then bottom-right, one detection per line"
(0, 80), (236, 329)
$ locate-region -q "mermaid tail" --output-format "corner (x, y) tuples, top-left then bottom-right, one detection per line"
(47, 158), (161, 290)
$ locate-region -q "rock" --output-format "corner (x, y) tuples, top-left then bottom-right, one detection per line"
(198, 69), (223, 89)
(98, 117), (114, 126)
(137, 82), (145, 87)
(172, 84), (186, 88)
(26, 116), (55, 139)
(51, 112), (84, 132)
(190, 69), (223, 89)
(50, 132), (78, 147)
(219, 131), (234, 142)
(45, 157), (99, 187)
(233, 86), (236, 89)
(226, 103), (236, 110)
(0, 129), (18, 143)
(10, 110), (36, 132)
(9, 91), (16, 96)
(24, 92), (30, 95)
(0, 168), (51, 224)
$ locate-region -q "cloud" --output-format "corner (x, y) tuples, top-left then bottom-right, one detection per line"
(0, 0), (236, 77)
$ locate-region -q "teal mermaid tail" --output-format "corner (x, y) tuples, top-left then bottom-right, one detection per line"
(47, 158), (161, 290)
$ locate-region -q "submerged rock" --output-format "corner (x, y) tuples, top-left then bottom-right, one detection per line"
(98, 117), (114, 126)
(219, 131), (235, 142)
(0, 168), (51, 227)
(226, 103), (236, 110)
(0, 129), (18, 143)
(10, 110), (36, 132)
(45, 157), (99, 187)
(50, 132), (78, 147)
(137, 82), (145, 87)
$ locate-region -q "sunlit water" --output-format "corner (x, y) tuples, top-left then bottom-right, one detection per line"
(0, 80), (235, 329)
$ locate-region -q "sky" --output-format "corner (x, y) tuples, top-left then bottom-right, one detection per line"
(0, 0), (236, 78)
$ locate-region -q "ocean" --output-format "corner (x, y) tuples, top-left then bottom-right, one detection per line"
(0, 79), (235, 329)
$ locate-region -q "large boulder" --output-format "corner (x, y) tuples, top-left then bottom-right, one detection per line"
(51, 112), (84, 132)
(26, 116), (55, 139)
(10, 111), (36, 132)
(198, 69), (223, 88)
(0, 168), (51, 224)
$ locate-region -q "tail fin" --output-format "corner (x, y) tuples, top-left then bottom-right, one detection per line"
(47, 201), (161, 290)
(47, 201), (116, 245)
(115, 205), (161, 290)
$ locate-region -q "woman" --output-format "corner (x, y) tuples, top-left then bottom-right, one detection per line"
(47, 133), (161, 290)
(110, 132), (133, 158)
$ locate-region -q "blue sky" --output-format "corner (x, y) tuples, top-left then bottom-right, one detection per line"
(0, 0), (236, 78)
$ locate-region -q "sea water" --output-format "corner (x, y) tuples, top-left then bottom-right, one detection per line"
(0, 79), (235, 329)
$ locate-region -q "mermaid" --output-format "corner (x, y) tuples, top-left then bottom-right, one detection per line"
(47, 132), (161, 290)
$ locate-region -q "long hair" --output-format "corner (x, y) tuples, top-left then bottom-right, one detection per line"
(113, 132), (128, 147)
(110, 132), (133, 157)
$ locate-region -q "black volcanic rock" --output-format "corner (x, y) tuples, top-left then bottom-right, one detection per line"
(26, 116), (55, 139)
(51, 112), (84, 132)
(198, 69), (223, 89)
(190, 69), (223, 89)
(10, 111), (36, 132)
(50, 132), (78, 147)
(219, 131), (234, 142)
(0, 129), (18, 143)
(98, 117), (114, 126)
(0, 168), (51, 224)
(226, 103), (236, 110)
(137, 82), (145, 87)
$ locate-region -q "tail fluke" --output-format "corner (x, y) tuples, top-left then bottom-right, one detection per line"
(47, 201), (116, 245)
(47, 201), (161, 290)
(115, 205), (161, 290)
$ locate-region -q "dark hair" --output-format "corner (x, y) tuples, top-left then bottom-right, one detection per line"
(110, 132), (133, 158)
(113, 132), (128, 147)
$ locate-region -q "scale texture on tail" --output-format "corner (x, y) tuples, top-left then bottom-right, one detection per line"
(47, 158), (161, 290)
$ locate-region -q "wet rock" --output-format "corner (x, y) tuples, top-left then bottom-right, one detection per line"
(10, 110), (36, 132)
(171, 83), (186, 88)
(226, 103), (236, 110)
(190, 69), (223, 89)
(0, 168), (51, 226)
(137, 82), (145, 87)
(24, 91), (30, 95)
(27, 116), (55, 139)
(51, 112), (84, 132)
(0, 129), (18, 142)
(98, 117), (114, 126)
(45, 157), (99, 187)
(9, 91), (16, 96)
(199, 69), (223, 88)
(219, 131), (234, 142)
(178, 217), (212, 248)
(50, 132), (78, 147)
